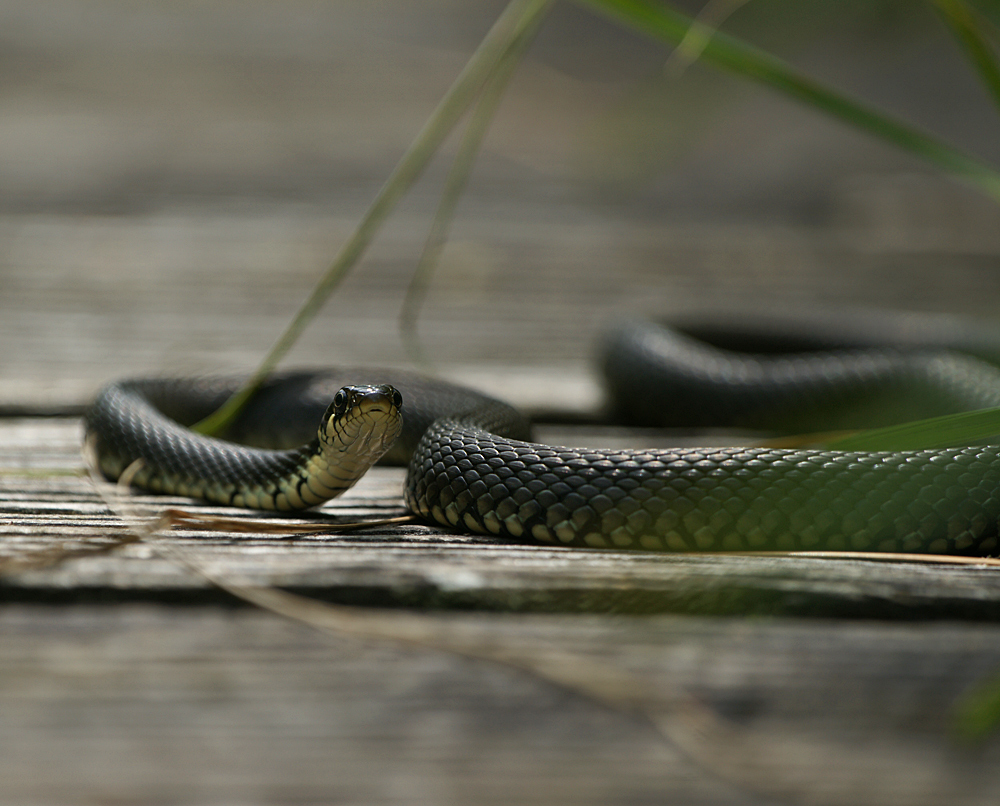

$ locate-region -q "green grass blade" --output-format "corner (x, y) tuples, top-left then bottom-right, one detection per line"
(953, 669), (1000, 743)
(192, 0), (552, 435)
(822, 406), (1000, 451)
(400, 2), (554, 367)
(576, 0), (1000, 202)
(934, 0), (1000, 111)
(664, 0), (750, 79)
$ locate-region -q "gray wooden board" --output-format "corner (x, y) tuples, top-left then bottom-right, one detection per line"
(4, 420), (1000, 803)
(4, 417), (1000, 620)
(2, 605), (1000, 806)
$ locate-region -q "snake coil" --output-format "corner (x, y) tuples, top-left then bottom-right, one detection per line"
(87, 315), (1000, 555)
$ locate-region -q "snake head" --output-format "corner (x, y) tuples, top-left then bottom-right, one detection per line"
(320, 384), (404, 461)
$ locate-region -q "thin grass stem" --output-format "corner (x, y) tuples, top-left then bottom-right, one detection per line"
(399, 3), (553, 368)
(192, 0), (553, 435)
(822, 406), (1000, 451)
(577, 0), (1000, 201)
(933, 0), (1000, 112)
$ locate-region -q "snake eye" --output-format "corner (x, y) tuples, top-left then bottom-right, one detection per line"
(333, 389), (348, 411)
(391, 388), (403, 409)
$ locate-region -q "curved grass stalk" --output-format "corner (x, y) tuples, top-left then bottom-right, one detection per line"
(399, 3), (552, 368)
(193, 0), (553, 435)
(933, 0), (1000, 112)
(822, 406), (1000, 451)
(577, 0), (1000, 202)
(663, 0), (750, 80)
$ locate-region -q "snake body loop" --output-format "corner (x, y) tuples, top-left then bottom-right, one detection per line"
(86, 316), (1000, 555)
(87, 380), (406, 510)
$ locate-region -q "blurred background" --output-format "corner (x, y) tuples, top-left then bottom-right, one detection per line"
(2, 0), (1000, 413)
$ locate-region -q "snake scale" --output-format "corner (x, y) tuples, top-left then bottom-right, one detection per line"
(86, 314), (1000, 556)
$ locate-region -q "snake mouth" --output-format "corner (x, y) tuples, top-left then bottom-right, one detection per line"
(355, 398), (398, 420)
(352, 385), (403, 412)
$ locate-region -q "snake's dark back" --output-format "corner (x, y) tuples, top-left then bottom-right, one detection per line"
(406, 423), (1000, 555)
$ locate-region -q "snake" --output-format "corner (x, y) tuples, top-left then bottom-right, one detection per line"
(85, 313), (1000, 556)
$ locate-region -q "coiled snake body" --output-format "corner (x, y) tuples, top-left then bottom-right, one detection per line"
(86, 315), (1000, 556)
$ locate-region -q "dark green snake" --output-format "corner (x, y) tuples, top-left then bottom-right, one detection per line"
(86, 314), (1000, 556)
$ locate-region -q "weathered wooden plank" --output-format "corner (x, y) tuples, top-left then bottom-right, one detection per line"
(3, 417), (1000, 621)
(1, 605), (999, 806)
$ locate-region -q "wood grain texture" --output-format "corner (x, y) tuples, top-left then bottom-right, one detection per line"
(2, 418), (1000, 620)
(2, 419), (1000, 803)
(2, 605), (1000, 806)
